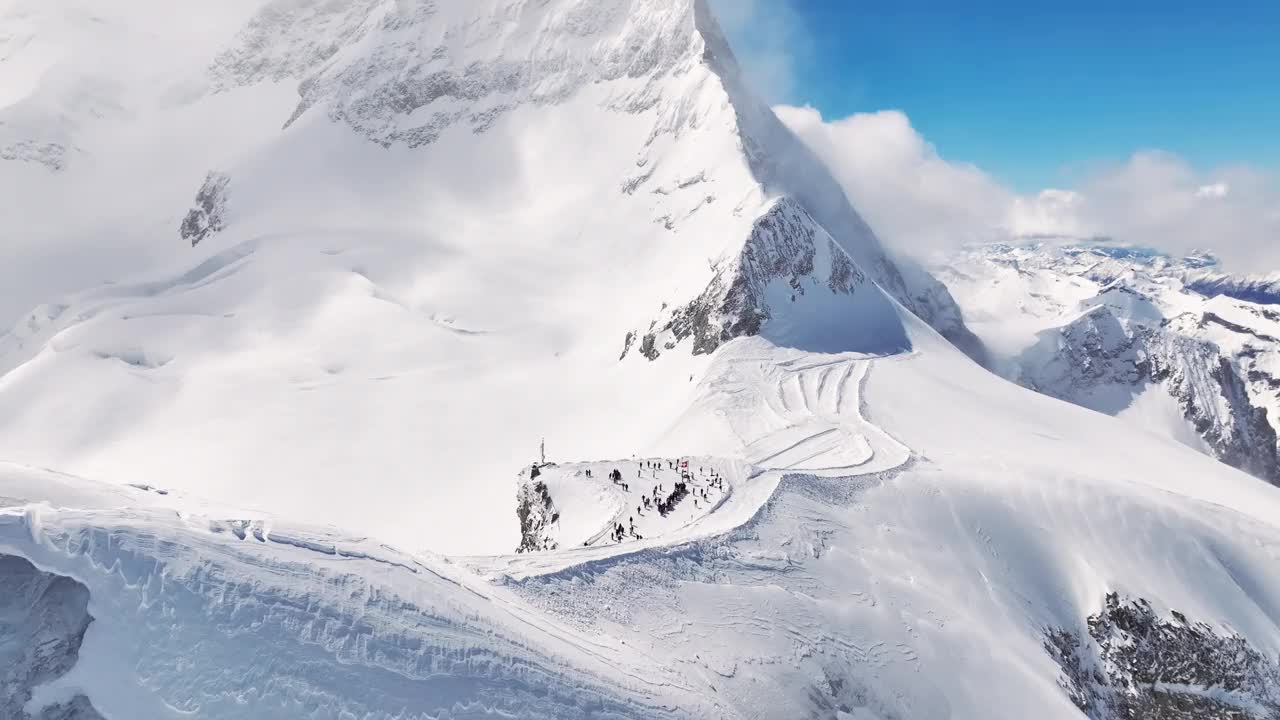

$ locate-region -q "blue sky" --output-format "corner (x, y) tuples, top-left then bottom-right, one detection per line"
(719, 0), (1280, 192)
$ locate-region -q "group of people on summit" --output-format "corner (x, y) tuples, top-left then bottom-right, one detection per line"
(588, 459), (730, 545)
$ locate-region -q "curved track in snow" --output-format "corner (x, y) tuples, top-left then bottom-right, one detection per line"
(465, 342), (914, 580)
(746, 357), (908, 475)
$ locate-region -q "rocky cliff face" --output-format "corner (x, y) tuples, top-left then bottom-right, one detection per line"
(1020, 305), (1280, 482)
(0, 555), (104, 720)
(1, 141), (69, 172)
(1045, 593), (1280, 719)
(515, 465), (559, 554)
(211, 0), (705, 149)
(179, 172), (230, 247)
(939, 241), (1280, 484)
(1184, 272), (1280, 307)
(624, 198), (871, 359)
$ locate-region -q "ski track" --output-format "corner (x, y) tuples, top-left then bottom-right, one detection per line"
(742, 358), (902, 475)
(0, 348), (916, 717)
(466, 352), (912, 581)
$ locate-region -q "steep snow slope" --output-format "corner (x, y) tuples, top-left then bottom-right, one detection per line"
(938, 241), (1280, 483)
(0, 0), (974, 555)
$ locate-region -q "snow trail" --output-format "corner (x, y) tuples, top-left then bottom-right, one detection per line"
(470, 339), (914, 579)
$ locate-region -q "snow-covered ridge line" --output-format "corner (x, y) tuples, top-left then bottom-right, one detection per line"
(0, 342), (920, 717)
(937, 240), (1280, 483)
(9, 326), (1280, 717)
(624, 197), (906, 360)
(489, 346), (913, 575)
(0, 501), (718, 718)
(212, 0), (707, 148)
(0, 339), (918, 717)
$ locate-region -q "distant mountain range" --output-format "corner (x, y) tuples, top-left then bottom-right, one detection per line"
(938, 239), (1280, 482)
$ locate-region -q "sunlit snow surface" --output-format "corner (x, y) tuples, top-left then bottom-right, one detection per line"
(937, 241), (1280, 477)
(6, 327), (1280, 718)
(0, 0), (931, 556)
(4, 0), (1280, 717)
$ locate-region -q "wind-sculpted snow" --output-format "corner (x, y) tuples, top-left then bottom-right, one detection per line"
(664, 343), (913, 477)
(0, 554), (103, 720)
(0, 501), (718, 719)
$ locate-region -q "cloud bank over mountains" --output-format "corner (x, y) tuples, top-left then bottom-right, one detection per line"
(704, 1), (1278, 271)
(776, 105), (1280, 270)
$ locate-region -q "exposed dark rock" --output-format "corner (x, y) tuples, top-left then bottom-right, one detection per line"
(1187, 276), (1280, 307)
(180, 172), (230, 247)
(1200, 312), (1280, 344)
(1, 141), (69, 171)
(619, 331), (636, 360)
(0, 555), (105, 720)
(211, 0), (699, 149)
(623, 198), (864, 360)
(34, 695), (104, 720)
(639, 332), (659, 361)
(1020, 306), (1280, 483)
(516, 469), (559, 554)
(1045, 593), (1280, 719)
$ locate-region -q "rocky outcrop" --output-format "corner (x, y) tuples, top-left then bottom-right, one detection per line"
(515, 465), (559, 554)
(1, 141), (69, 172)
(624, 198), (867, 359)
(203, 0), (980, 360)
(1045, 593), (1280, 719)
(179, 172), (229, 247)
(0, 555), (104, 720)
(1185, 273), (1280, 307)
(897, 260), (990, 366)
(1020, 306), (1280, 482)
(211, 0), (705, 148)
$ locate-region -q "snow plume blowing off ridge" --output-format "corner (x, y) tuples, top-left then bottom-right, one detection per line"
(774, 105), (1280, 272)
(0, 0), (979, 559)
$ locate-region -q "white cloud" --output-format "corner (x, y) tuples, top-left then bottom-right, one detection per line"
(775, 106), (1280, 271)
(775, 105), (1019, 254)
(1196, 182), (1230, 198)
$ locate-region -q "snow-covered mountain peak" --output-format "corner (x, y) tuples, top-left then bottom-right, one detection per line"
(210, 0), (710, 146)
(0, 0), (986, 557)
